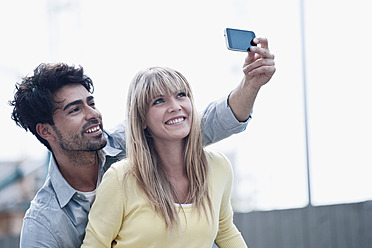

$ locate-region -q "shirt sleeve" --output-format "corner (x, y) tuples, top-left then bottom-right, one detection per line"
(103, 122), (127, 159)
(20, 218), (58, 248)
(200, 95), (251, 146)
(81, 164), (125, 248)
(214, 153), (248, 248)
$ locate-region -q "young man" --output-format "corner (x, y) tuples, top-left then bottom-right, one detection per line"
(10, 37), (275, 247)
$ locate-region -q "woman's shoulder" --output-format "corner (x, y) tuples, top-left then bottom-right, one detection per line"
(205, 150), (232, 172)
(110, 158), (130, 171)
(102, 159), (139, 197)
(205, 149), (230, 162)
(103, 159), (135, 184)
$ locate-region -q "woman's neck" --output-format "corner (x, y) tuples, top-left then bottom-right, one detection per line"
(153, 139), (191, 204)
(154, 139), (185, 171)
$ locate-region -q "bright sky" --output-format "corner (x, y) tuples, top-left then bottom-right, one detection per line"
(1, 0), (371, 211)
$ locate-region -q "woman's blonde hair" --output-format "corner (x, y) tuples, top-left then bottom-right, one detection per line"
(125, 67), (213, 231)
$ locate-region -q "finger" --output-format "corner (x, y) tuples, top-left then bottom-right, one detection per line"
(249, 46), (274, 59)
(253, 37), (269, 50)
(244, 50), (256, 65)
(248, 65), (276, 77)
(244, 58), (275, 74)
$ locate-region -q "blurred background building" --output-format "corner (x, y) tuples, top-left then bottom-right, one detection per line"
(1, 0), (371, 247)
(0, 158), (47, 246)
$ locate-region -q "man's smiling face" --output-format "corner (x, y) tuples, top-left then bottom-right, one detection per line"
(50, 83), (107, 152)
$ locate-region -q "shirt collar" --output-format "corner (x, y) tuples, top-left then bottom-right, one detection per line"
(49, 154), (76, 208)
(48, 135), (123, 209)
(49, 150), (107, 208)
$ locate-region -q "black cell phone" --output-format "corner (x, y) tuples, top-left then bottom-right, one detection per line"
(224, 28), (256, 52)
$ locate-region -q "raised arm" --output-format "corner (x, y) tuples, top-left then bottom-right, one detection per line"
(201, 37), (275, 146)
(228, 37), (276, 122)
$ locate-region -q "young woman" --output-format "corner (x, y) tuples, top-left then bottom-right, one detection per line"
(82, 67), (247, 248)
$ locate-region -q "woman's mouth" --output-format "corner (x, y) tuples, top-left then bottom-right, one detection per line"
(165, 117), (185, 125)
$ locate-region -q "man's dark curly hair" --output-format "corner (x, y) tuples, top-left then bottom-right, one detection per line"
(9, 63), (94, 151)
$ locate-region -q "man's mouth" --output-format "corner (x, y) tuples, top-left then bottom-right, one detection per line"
(85, 125), (102, 134)
(165, 117), (185, 125)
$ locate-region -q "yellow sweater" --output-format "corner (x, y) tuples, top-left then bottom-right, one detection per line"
(82, 150), (247, 248)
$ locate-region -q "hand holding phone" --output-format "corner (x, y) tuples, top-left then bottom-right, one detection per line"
(224, 28), (256, 52)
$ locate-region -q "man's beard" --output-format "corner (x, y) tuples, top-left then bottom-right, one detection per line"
(52, 125), (107, 152)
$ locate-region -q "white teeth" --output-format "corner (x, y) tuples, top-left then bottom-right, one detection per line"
(167, 118), (184, 125)
(86, 126), (100, 133)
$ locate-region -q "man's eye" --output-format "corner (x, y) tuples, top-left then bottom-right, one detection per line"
(69, 107), (80, 114)
(89, 102), (96, 108)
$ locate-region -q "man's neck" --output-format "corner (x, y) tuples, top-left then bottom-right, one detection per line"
(53, 150), (100, 192)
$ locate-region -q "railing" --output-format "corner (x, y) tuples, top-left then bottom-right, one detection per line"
(234, 201), (372, 248)
(2, 201), (372, 247)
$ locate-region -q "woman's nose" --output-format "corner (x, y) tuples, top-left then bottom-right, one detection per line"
(167, 98), (182, 112)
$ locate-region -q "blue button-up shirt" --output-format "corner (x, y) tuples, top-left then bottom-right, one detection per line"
(19, 96), (250, 248)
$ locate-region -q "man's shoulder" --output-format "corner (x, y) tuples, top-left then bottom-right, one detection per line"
(24, 179), (60, 221)
(103, 122), (127, 161)
(21, 179), (84, 247)
(104, 122), (125, 143)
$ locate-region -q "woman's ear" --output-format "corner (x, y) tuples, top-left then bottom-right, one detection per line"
(36, 123), (55, 141)
(143, 120), (147, 129)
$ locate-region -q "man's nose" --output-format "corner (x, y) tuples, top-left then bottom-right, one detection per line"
(85, 105), (101, 120)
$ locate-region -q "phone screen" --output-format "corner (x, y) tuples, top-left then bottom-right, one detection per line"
(225, 28), (256, 52)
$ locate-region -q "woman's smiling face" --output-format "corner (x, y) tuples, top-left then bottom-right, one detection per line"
(145, 90), (192, 144)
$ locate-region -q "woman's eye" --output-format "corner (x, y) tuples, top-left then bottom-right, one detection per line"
(177, 92), (186, 98)
(153, 98), (164, 105)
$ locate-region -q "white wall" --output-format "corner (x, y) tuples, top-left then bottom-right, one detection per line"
(1, 0), (371, 211)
